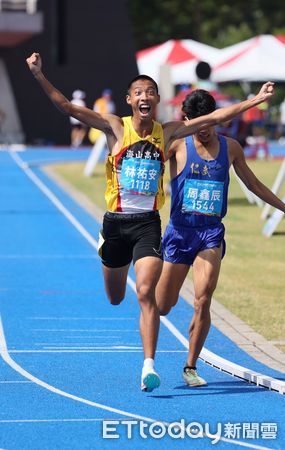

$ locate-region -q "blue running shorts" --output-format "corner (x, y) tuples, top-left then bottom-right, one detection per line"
(162, 222), (226, 266)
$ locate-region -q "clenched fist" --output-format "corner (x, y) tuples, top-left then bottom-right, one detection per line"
(26, 52), (42, 75)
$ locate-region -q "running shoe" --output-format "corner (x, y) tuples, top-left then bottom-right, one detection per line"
(183, 367), (207, 387)
(141, 367), (161, 392)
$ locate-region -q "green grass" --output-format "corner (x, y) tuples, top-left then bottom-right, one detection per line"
(51, 159), (285, 345)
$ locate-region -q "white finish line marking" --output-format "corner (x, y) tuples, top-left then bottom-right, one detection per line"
(0, 418), (125, 424)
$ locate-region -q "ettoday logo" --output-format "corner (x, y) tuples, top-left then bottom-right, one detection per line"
(102, 420), (222, 443)
(102, 420), (278, 443)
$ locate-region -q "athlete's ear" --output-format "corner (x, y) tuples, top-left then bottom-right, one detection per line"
(157, 94), (160, 104)
(126, 94), (131, 105)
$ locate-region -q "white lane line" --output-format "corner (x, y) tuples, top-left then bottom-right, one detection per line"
(0, 255), (96, 259)
(0, 315), (159, 424)
(28, 317), (135, 321)
(58, 336), (122, 339)
(34, 341), (134, 345)
(10, 150), (285, 395)
(0, 381), (32, 384)
(10, 151), (99, 251)
(9, 349), (186, 354)
(1, 317), (272, 450)
(38, 345), (141, 349)
(0, 418), (126, 423)
(32, 329), (140, 332)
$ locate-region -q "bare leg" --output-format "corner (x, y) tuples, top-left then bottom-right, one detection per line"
(156, 261), (190, 315)
(102, 263), (130, 305)
(186, 246), (222, 367)
(71, 128), (86, 147)
(134, 256), (163, 359)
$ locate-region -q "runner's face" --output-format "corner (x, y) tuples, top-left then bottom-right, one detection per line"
(195, 125), (216, 143)
(126, 80), (160, 120)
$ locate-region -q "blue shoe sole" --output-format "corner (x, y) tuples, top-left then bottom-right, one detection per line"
(142, 372), (161, 392)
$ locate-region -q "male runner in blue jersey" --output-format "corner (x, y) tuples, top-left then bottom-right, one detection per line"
(156, 89), (285, 387)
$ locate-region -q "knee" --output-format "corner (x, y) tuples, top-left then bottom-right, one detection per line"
(193, 294), (212, 316)
(136, 283), (153, 305)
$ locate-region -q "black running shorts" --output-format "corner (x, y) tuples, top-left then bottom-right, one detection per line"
(99, 211), (163, 268)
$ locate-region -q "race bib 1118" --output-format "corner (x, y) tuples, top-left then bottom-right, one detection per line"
(120, 158), (161, 195)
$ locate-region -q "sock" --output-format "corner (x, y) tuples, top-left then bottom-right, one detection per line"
(143, 358), (154, 370)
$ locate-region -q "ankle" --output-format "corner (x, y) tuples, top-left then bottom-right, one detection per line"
(184, 365), (196, 371)
(143, 358), (154, 370)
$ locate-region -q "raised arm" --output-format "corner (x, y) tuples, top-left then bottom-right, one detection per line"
(26, 52), (123, 137)
(230, 139), (285, 213)
(164, 82), (274, 144)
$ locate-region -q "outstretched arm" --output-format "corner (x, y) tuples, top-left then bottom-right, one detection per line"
(26, 52), (122, 136)
(164, 82), (274, 144)
(231, 140), (285, 213)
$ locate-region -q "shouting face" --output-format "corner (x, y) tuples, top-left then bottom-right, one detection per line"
(126, 79), (160, 121)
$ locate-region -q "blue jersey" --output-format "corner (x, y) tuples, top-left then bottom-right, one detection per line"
(169, 135), (229, 228)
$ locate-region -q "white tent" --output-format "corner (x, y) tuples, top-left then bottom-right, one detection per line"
(136, 39), (220, 84)
(212, 35), (285, 82)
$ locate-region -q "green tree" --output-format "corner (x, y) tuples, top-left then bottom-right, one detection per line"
(126, 0), (285, 50)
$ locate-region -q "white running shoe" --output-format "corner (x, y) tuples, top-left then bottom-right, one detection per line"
(183, 367), (207, 387)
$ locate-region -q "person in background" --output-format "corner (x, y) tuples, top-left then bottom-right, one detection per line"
(278, 97), (285, 141)
(242, 94), (266, 137)
(70, 89), (87, 147)
(88, 89), (116, 145)
(94, 88), (115, 114)
(242, 94), (269, 158)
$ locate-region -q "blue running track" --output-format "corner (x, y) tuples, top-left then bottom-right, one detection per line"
(0, 148), (284, 450)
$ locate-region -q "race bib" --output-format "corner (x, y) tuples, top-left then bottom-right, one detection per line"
(182, 179), (224, 216)
(120, 158), (161, 195)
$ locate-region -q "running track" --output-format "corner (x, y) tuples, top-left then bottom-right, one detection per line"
(0, 148), (284, 450)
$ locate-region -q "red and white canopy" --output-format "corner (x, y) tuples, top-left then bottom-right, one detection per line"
(212, 35), (285, 82)
(136, 39), (220, 84)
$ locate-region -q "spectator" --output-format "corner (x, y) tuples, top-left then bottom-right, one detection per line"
(278, 97), (285, 141)
(70, 90), (87, 147)
(242, 94), (266, 137)
(88, 89), (116, 144)
(242, 94), (269, 159)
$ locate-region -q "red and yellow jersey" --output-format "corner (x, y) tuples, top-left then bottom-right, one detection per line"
(105, 116), (165, 213)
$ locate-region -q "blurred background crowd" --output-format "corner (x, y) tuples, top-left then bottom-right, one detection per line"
(0, 0), (285, 160)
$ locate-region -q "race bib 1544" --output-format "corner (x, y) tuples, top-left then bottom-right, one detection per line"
(182, 179), (224, 216)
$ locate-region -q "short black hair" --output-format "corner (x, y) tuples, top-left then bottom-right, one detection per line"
(127, 75), (159, 94)
(182, 89), (216, 119)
